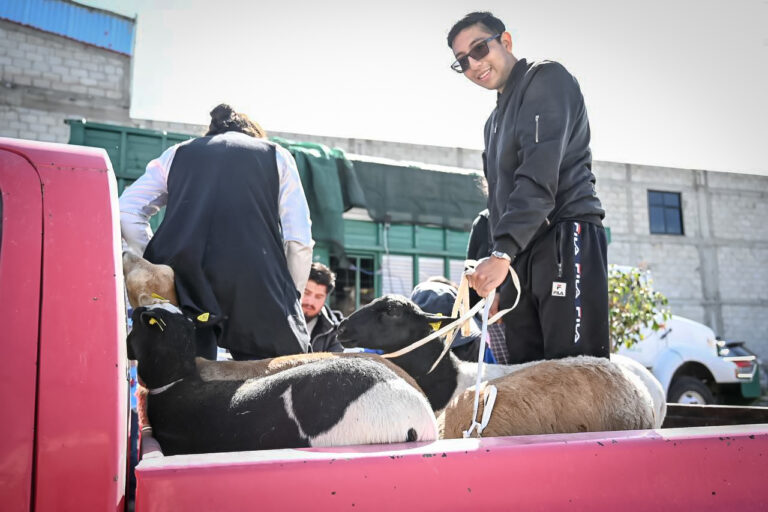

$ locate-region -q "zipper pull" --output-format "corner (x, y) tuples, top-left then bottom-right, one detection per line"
(535, 114), (540, 143)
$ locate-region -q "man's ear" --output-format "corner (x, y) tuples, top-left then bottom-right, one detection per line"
(501, 31), (513, 52)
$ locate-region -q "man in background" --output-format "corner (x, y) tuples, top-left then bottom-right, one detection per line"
(302, 262), (345, 353)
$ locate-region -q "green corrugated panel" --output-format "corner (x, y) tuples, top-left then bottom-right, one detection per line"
(123, 133), (165, 179)
(65, 120), (195, 179)
(416, 226), (444, 251)
(446, 229), (470, 254)
(312, 245), (330, 266)
(386, 224), (413, 250)
(343, 220), (379, 248)
(66, 120), (195, 233)
(83, 127), (122, 171)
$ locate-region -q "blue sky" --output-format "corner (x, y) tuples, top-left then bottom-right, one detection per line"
(80, 0), (767, 175)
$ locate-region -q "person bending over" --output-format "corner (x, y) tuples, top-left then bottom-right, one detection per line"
(120, 104), (313, 360)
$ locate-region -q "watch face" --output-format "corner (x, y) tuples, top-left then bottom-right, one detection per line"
(492, 251), (510, 261)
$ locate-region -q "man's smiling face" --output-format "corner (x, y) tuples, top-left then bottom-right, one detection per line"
(451, 24), (516, 93)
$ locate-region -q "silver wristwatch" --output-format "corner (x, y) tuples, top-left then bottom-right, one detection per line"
(490, 250), (512, 263)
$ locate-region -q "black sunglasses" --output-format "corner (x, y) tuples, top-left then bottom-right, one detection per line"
(451, 34), (502, 73)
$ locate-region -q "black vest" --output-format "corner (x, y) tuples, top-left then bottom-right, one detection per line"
(144, 132), (309, 358)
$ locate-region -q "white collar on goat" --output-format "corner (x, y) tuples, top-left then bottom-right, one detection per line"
(148, 377), (184, 395)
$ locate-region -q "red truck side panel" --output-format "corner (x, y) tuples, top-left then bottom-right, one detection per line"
(0, 139), (129, 512)
(136, 425), (768, 511)
(0, 148), (44, 512)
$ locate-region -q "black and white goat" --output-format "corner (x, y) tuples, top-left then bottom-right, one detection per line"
(128, 303), (437, 455)
(337, 294), (666, 435)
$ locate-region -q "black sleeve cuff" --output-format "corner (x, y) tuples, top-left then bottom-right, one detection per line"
(493, 237), (521, 261)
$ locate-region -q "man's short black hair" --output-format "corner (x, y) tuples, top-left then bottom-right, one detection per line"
(309, 262), (336, 294)
(447, 11), (506, 48)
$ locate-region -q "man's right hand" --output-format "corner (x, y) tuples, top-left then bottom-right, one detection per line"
(467, 256), (510, 298)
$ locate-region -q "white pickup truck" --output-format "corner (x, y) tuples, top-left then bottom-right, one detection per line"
(618, 315), (761, 404)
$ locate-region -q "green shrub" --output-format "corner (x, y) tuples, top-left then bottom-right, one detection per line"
(609, 265), (671, 352)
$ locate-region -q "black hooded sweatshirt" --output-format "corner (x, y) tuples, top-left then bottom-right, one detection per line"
(483, 58), (604, 259)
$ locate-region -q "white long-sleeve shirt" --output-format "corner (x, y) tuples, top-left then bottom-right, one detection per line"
(119, 136), (314, 292)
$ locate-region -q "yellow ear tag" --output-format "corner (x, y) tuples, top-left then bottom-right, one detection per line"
(151, 292), (168, 301)
(148, 317), (165, 331)
(197, 312), (210, 323)
(429, 313), (443, 332)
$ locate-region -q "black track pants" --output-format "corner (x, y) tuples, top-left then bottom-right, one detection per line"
(500, 221), (609, 364)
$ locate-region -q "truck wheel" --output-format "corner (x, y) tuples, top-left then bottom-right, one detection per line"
(668, 376), (715, 404)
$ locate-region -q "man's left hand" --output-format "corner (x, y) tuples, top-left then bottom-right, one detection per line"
(467, 257), (510, 298)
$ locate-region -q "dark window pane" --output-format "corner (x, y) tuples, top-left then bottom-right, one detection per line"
(665, 208), (682, 234)
(329, 255), (375, 316)
(664, 193), (680, 208)
(648, 190), (683, 235)
(359, 257), (375, 307)
(649, 207), (666, 233)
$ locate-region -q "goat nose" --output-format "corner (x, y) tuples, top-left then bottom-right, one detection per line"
(337, 320), (347, 335)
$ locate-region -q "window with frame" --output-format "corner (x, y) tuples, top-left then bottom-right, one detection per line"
(648, 190), (684, 235)
(329, 254), (375, 316)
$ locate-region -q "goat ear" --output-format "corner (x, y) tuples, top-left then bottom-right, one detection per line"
(424, 313), (458, 322)
(139, 310), (166, 332)
(193, 311), (217, 326)
(422, 313), (457, 328)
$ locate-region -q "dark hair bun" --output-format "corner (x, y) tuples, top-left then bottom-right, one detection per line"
(210, 103), (236, 123)
(205, 103), (266, 139)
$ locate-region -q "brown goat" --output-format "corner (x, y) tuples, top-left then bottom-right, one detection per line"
(122, 249), (178, 308)
(438, 356), (655, 439)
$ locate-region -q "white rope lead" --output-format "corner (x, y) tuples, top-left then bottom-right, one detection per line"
(463, 288), (496, 438)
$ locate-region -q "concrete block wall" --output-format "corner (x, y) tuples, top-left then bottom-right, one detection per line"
(593, 160), (768, 361)
(0, 19), (132, 141)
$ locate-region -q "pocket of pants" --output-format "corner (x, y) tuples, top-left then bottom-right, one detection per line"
(555, 223), (565, 279)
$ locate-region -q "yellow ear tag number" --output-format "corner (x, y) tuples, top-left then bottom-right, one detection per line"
(151, 292), (168, 301)
(429, 313), (444, 332)
(197, 312), (210, 323)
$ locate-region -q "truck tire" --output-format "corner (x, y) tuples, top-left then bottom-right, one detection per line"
(668, 376), (716, 404)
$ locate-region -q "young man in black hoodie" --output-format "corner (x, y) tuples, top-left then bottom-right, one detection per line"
(448, 12), (609, 364)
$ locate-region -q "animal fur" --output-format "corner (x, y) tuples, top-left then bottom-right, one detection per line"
(195, 352), (424, 394)
(129, 303), (437, 455)
(338, 294), (664, 437)
(122, 249), (178, 307)
(439, 356), (656, 438)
